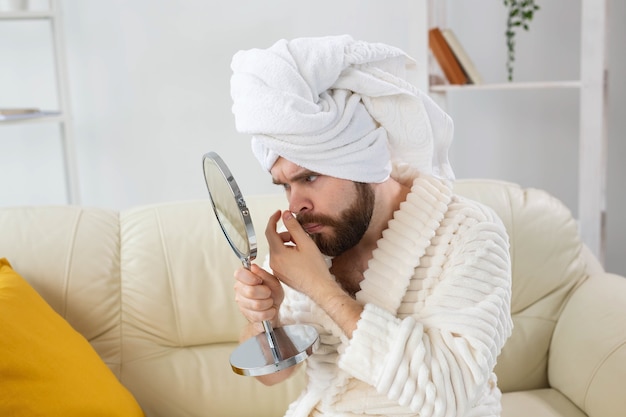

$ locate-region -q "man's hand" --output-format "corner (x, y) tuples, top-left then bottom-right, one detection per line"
(265, 210), (334, 298)
(233, 263), (284, 334)
(233, 263), (298, 387)
(266, 209), (363, 338)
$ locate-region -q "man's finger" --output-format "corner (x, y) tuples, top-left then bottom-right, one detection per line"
(277, 231), (293, 244)
(234, 267), (262, 285)
(281, 210), (311, 245)
(265, 210), (284, 249)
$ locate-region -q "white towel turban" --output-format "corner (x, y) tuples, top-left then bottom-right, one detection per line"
(230, 35), (455, 183)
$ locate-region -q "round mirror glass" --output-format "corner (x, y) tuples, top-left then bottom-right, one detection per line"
(202, 152), (256, 263)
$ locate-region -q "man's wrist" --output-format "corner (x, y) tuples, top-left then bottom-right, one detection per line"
(314, 281), (363, 338)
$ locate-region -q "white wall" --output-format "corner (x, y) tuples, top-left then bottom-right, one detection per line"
(1, 0), (624, 275)
(64, 0), (414, 206)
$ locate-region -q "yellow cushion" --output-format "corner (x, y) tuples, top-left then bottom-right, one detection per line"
(0, 258), (144, 416)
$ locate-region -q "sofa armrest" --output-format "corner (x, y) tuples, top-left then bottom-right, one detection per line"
(548, 272), (626, 417)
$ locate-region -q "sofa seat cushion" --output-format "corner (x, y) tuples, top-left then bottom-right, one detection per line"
(502, 389), (586, 417)
(0, 258), (144, 417)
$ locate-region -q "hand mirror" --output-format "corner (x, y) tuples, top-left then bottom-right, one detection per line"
(202, 151), (319, 376)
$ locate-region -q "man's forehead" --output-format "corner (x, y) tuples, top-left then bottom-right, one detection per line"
(270, 157), (300, 175)
(270, 158), (320, 183)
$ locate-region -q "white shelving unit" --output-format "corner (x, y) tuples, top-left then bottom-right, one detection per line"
(0, 0), (80, 204)
(411, 0), (608, 263)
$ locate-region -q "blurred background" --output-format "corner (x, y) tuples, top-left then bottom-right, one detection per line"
(1, 0), (624, 275)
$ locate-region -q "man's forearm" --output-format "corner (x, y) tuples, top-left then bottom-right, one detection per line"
(312, 280), (363, 339)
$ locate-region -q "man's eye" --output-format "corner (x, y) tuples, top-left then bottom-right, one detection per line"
(305, 175), (318, 183)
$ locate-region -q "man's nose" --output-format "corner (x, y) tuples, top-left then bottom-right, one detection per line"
(288, 187), (312, 215)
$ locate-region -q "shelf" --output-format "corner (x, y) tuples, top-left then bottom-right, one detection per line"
(430, 80), (582, 93)
(424, 0), (608, 262)
(1, 0), (80, 204)
(0, 11), (53, 20)
(0, 110), (63, 124)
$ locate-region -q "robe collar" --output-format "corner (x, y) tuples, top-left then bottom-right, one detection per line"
(355, 163), (452, 315)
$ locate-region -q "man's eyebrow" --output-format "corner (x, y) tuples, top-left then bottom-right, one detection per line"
(272, 170), (321, 185)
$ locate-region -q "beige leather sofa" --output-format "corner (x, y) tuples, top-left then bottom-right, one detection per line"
(1, 179), (625, 417)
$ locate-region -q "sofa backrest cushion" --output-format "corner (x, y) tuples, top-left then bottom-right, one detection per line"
(118, 198), (304, 417)
(454, 179), (588, 392)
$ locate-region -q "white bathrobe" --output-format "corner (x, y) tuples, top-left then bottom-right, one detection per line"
(275, 165), (513, 417)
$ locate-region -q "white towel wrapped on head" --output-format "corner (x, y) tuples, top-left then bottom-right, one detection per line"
(230, 35), (455, 183)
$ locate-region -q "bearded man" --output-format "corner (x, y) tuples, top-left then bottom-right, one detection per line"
(230, 35), (513, 417)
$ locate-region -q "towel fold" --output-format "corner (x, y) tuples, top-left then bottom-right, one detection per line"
(230, 35), (455, 182)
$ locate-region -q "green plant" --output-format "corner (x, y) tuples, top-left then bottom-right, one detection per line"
(504, 0), (540, 81)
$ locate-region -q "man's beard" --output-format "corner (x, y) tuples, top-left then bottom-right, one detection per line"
(296, 182), (375, 257)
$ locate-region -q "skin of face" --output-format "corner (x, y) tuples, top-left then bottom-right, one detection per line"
(270, 157), (375, 256)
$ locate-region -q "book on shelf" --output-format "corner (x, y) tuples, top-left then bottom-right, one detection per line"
(428, 27), (468, 85)
(0, 108), (60, 121)
(440, 28), (483, 85)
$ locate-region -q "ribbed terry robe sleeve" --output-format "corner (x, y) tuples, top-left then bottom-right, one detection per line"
(338, 206), (512, 417)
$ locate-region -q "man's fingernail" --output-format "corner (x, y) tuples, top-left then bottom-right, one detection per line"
(283, 210), (293, 221)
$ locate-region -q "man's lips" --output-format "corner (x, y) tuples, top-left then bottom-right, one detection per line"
(302, 223), (323, 234)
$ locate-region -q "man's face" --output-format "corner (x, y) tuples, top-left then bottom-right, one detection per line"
(271, 158), (375, 257)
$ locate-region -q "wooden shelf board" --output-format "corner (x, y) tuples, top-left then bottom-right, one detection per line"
(430, 80), (582, 93)
(0, 11), (53, 20)
(0, 111), (63, 124)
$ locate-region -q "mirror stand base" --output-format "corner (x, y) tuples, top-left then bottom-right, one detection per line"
(230, 324), (320, 376)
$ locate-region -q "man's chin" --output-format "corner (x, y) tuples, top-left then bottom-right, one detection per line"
(314, 238), (345, 258)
